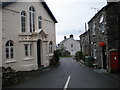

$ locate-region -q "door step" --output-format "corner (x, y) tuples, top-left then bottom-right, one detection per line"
(38, 65), (44, 70)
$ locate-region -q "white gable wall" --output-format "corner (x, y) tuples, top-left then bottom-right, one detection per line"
(0, 8), (2, 67)
(2, 2), (56, 71)
(64, 38), (80, 55)
(2, 8), (21, 70)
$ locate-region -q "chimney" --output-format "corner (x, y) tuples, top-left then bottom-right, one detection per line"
(64, 36), (66, 40)
(85, 23), (87, 32)
(70, 34), (73, 38)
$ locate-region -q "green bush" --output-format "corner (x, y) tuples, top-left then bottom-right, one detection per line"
(63, 51), (71, 57)
(49, 50), (60, 66)
(74, 51), (84, 61)
(2, 67), (18, 87)
(60, 50), (71, 57)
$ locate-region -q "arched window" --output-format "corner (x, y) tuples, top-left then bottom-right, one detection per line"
(29, 6), (35, 32)
(99, 14), (105, 33)
(49, 41), (53, 54)
(38, 16), (42, 29)
(5, 40), (14, 59)
(21, 11), (26, 32)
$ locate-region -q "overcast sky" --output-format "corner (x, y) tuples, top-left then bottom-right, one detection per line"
(45, 0), (107, 44)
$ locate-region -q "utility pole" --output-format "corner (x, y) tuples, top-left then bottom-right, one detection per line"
(85, 23), (87, 32)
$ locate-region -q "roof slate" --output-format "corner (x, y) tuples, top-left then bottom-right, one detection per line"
(59, 38), (69, 44)
(59, 38), (80, 45)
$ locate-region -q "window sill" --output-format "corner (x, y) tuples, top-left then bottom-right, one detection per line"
(23, 57), (34, 61)
(92, 34), (96, 36)
(18, 33), (32, 36)
(5, 60), (17, 64)
(49, 54), (53, 57)
(33, 29), (43, 34)
(101, 31), (105, 34)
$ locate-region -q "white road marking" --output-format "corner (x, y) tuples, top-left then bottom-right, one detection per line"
(64, 76), (71, 90)
(79, 62), (85, 67)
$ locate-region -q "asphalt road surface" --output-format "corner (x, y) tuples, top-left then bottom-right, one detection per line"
(7, 57), (120, 88)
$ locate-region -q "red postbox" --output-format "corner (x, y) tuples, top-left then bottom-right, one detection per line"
(110, 51), (119, 70)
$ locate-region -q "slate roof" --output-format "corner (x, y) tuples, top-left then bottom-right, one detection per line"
(1, 1), (57, 23)
(59, 38), (80, 45)
(76, 40), (80, 43)
(59, 38), (69, 44)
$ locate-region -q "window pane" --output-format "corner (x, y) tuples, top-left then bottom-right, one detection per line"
(29, 12), (32, 32)
(6, 48), (9, 53)
(21, 11), (26, 32)
(49, 41), (52, 45)
(11, 47), (13, 52)
(38, 16), (42, 29)
(29, 6), (35, 33)
(33, 13), (34, 21)
(51, 47), (52, 53)
(25, 44), (28, 50)
(10, 41), (13, 46)
(24, 44), (29, 56)
(5, 40), (14, 59)
(38, 20), (42, 29)
(6, 54), (9, 59)
(71, 44), (73, 47)
(24, 17), (25, 23)
(11, 53), (14, 58)
(6, 42), (9, 46)
(30, 44), (32, 56)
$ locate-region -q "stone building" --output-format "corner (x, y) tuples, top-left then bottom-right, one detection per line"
(88, 6), (107, 69)
(79, 30), (90, 56)
(0, 1), (57, 71)
(88, 2), (120, 70)
(106, 2), (120, 52)
(58, 34), (80, 56)
(105, 2), (120, 71)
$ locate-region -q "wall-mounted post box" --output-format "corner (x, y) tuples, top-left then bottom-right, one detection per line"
(110, 51), (119, 70)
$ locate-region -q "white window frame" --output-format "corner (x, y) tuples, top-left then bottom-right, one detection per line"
(71, 44), (73, 48)
(30, 44), (32, 56)
(49, 41), (53, 54)
(92, 21), (96, 36)
(24, 44), (29, 57)
(93, 43), (97, 59)
(29, 6), (35, 33)
(21, 11), (26, 33)
(24, 44), (32, 57)
(99, 14), (105, 33)
(5, 40), (14, 59)
(38, 16), (42, 30)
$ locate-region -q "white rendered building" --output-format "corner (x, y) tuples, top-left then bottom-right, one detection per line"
(1, 1), (57, 71)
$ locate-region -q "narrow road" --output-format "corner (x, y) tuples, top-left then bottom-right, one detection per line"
(8, 57), (119, 88)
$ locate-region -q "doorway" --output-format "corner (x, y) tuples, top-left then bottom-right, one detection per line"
(37, 39), (41, 68)
(102, 46), (107, 69)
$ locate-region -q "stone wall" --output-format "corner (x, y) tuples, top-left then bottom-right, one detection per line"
(80, 31), (90, 56)
(106, 2), (120, 52)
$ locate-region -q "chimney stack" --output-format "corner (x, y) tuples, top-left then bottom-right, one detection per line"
(70, 34), (73, 38)
(64, 36), (66, 40)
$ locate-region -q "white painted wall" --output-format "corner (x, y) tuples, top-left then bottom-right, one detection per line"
(64, 38), (80, 55)
(2, 2), (56, 71)
(0, 8), (2, 67)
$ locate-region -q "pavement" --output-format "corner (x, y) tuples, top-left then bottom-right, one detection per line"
(79, 60), (120, 81)
(93, 69), (120, 81)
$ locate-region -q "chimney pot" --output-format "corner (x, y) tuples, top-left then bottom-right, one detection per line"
(70, 34), (73, 38)
(64, 36), (66, 40)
